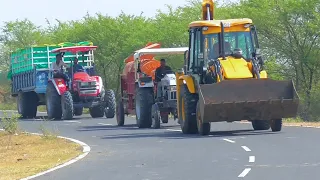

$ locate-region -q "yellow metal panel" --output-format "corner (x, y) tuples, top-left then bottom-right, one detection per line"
(219, 57), (253, 79)
(178, 75), (196, 93)
(189, 18), (253, 28)
(260, 70), (267, 78)
(203, 26), (250, 34)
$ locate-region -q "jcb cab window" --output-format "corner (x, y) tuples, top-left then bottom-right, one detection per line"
(204, 32), (254, 60)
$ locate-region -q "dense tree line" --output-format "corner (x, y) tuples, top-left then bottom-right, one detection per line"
(1, 0), (320, 121)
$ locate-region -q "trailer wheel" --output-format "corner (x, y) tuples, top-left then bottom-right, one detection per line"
(17, 92), (38, 119)
(196, 102), (210, 135)
(161, 114), (169, 123)
(135, 87), (153, 128)
(61, 91), (73, 120)
(46, 82), (62, 120)
(151, 104), (161, 129)
(74, 107), (83, 116)
(116, 100), (125, 126)
(251, 120), (270, 130)
(105, 89), (116, 118)
(179, 84), (198, 134)
(89, 105), (104, 118)
(270, 119), (282, 132)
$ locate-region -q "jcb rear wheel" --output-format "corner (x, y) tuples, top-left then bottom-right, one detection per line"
(270, 119), (282, 132)
(251, 120), (270, 130)
(196, 102), (210, 136)
(179, 84), (198, 134)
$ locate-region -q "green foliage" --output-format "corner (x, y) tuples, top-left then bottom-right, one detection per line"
(1, 111), (20, 134)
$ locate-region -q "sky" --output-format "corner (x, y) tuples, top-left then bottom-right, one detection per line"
(0, 0), (235, 27)
(0, 0), (192, 27)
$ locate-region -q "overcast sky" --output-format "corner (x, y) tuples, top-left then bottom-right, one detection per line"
(0, 0), (236, 27)
(0, 0), (191, 27)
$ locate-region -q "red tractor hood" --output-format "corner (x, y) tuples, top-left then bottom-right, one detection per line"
(73, 72), (96, 82)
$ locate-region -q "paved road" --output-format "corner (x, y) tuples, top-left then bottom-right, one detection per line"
(2, 111), (320, 180)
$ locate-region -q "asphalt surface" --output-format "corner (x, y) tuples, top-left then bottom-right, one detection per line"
(1, 111), (320, 180)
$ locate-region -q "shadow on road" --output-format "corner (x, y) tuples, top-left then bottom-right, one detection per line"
(98, 129), (277, 140)
(77, 124), (180, 132)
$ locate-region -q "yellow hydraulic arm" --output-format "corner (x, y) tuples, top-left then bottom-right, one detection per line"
(202, 0), (214, 20)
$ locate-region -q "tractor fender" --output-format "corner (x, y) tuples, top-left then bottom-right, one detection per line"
(49, 78), (67, 95)
(92, 76), (103, 94)
(178, 75), (196, 93)
(138, 76), (154, 88)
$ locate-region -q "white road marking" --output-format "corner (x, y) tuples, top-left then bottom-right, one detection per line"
(223, 138), (235, 143)
(238, 168), (251, 177)
(98, 123), (113, 126)
(241, 146), (251, 152)
(63, 120), (81, 123)
(165, 129), (182, 132)
(17, 132), (91, 180)
(249, 156), (255, 163)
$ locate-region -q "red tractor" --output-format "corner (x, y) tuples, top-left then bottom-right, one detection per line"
(46, 45), (116, 120)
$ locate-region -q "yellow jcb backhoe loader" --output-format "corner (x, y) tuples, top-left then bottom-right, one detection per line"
(176, 0), (299, 135)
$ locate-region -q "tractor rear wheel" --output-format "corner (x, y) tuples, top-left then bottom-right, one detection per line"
(17, 92), (38, 119)
(105, 89), (116, 118)
(61, 91), (73, 120)
(116, 100), (125, 126)
(179, 84), (198, 134)
(135, 87), (153, 128)
(46, 82), (62, 120)
(251, 120), (270, 130)
(89, 105), (105, 118)
(270, 119), (282, 132)
(151, 104), (161, 129)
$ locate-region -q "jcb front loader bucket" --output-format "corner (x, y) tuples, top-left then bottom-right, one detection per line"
(198, 79), (299, 123)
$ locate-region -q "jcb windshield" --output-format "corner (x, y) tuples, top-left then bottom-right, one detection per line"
(204, 32), (254, 60)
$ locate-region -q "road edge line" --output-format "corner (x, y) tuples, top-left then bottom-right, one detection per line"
(5, 131), (92, 180)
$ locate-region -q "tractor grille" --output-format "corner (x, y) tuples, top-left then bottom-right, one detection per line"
(79, 82), (97, 94)
(169, 91), (177, 100)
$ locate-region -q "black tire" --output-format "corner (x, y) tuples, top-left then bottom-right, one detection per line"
(251, 120), (270, 130)
(105, 89), (116, 118)
(135, 87), (153, 128)
(89, 105), (104, 118)
(74, 107), (83, 116)
(61, 91), (73, 120)
(161, 114), (169, 123)
(151, 104), (161, 129)
(116, 100), (125, 126)
(179, 84), (198, 134)
(196, 102), (210, 135)
(17, 92), (38, 119)
(270, 119), (282, 132)
(46, 82), (62, 120)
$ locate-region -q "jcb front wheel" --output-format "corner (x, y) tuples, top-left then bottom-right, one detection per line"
(179, 84), (198, 134)
(196, 102), (210, 136)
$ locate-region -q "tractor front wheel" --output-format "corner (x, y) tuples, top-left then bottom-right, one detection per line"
(105, 89), (116, 118)
(151, 104), (161, 129)
(89, 105), (105, 118)
(116, 100), (125, 126)
(61, 91), (73, 120)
